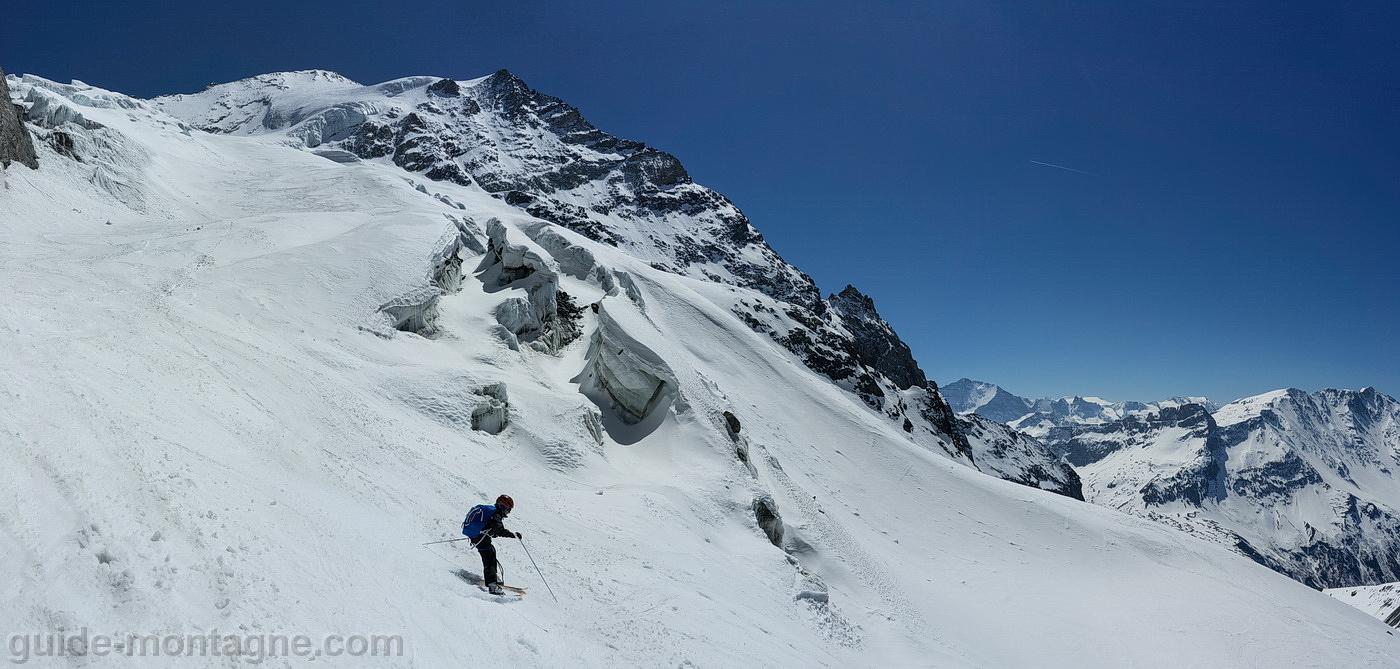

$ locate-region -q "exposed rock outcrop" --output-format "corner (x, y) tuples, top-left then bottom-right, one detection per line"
(753, 494), (784, 547)
(828, 286), (926, 391)
(0, 69), (39, 169)
(722, 410), (742, 436)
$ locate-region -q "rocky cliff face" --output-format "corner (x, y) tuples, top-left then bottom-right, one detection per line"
(827, 286), (927, 391)
(1051, 389), (1400, 589)
(0, 69), (39, 169)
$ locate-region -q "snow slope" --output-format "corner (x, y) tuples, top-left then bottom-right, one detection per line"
(1327, 582), (1400, 627)
(3, 72), (1399, 667)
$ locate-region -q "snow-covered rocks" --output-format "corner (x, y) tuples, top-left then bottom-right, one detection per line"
(943, 377), (1215, 438)
(959, 414), (1083, 500)
(752, 494), (785, 547)
(942, 378), (1037, 424)
(952, 376), (1400, 589)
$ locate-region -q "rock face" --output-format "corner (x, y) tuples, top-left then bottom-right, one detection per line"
(1051, 389), (1400, 589)
(752, 494), (784, 547)
(0, 69), (39, 169)
(827, 286), (927, 391)
(727, 283), (975, 462)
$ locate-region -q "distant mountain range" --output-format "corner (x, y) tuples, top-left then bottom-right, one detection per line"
(941, 378), (1213, 436)
(946, 378), (1400, 588)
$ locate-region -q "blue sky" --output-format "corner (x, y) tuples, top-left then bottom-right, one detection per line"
(8, 1), (1398, 402)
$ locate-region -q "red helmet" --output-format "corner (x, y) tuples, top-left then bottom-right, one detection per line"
(495, 494), (514, 513)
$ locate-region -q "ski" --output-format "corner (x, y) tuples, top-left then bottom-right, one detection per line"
(481, 584), (527, 597)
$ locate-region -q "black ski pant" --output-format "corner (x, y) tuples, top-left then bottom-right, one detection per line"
(476, 536), (500, 585)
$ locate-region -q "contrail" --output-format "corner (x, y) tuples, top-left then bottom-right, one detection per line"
(1029, 159), (1098, 177)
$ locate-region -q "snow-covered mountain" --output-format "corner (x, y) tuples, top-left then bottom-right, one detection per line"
(950, 375), (1400, 589)
(151, 69), (819, 309)
(941, 378), (1213, 438)
(940, 378), (1035, 423)
(150, 69), (998, 478)
(1053, 389), (1400, 588)
(958, 414), (1083, 500)
(5, 69), (1398, 666)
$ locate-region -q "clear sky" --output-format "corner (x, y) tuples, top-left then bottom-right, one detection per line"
(8, 1), (1398, 402)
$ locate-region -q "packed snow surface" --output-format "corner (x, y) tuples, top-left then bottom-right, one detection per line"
(3, 73), (1399, 667)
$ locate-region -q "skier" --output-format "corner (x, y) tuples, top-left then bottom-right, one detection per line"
(462, 494), (522, 595)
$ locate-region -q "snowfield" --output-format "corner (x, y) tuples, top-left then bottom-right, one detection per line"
(3, 73), (1399, 667)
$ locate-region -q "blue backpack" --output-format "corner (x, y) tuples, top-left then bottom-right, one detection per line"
(462, 504), (496, 539)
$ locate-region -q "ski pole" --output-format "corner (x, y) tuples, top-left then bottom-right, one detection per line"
(519, 538), (559, 603)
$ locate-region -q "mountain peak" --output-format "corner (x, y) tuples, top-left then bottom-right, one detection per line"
(942, 378), (1033, 423)
(828, 285), (877, 318)
(828, 284), (926, 390)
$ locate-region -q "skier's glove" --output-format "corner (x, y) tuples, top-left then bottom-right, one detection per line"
(515, 531), (524, 540)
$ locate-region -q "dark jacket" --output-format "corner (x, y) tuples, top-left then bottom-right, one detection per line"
(482, 509), (515, 539)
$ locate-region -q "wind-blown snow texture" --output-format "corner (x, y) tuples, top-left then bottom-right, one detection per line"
(4, 70), (1399, 667)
